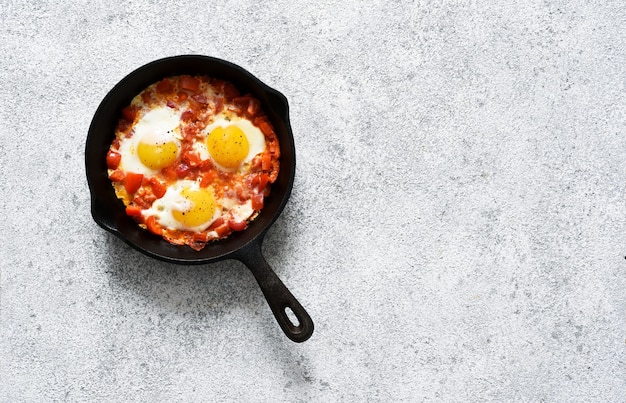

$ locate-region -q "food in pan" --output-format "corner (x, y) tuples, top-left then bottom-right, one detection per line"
(106, 75), (280, 250)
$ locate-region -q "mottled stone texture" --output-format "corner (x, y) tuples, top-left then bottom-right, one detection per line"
(1, 1), (625, 401)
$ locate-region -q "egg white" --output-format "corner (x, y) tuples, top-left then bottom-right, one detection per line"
(195, 116), (266, 172)
(230, 200), (254, 222)
(118, 106), (182, 176)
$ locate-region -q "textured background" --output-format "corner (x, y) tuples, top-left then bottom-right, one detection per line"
(1, 0), (625, 401)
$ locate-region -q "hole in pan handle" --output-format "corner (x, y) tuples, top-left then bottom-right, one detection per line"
(236, 240), (314, 343)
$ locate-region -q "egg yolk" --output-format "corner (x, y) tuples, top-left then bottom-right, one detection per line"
(138, 140), (178, 170)
(207, 125), (249, 169)
(172, 187), (216, 228)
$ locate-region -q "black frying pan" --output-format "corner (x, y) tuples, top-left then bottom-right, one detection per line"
(85, 55), (313, 342)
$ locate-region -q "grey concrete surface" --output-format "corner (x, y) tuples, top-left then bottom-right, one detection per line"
(1, 1), (625, 401)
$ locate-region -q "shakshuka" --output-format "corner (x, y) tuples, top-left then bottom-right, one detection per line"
(106, 75), (280, 250)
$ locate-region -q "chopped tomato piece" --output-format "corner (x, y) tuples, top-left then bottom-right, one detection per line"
(210, 78), (224, 92)
(228, 219), (247, 232)
(207, 217), (224, 231)
(109, 170), (125, 182)
(180, 76), (200, 92)
(161, 166), (177, 182)
(268, 166), (279, 183)
(233, 95), (252, 107)
(121, 105), (137, 122)
(217, 169), (233, 182)
(149, 178), (167, 198)
(235, 185), (247, 201)
(156, 79), (173, 93)
(247, 98), (260, 116)
(200, 171), (215, 188)
(177, 91), (188, 101)
(117, 119), (131, 133)
(124, 172), (143, 194)
(181, 110), (195, 122)
(207, 217), (228, 237)
(191, 94), (208, 104)
(252, 193), (264, 210)
(166, 100), (176, 109)
(125, 205), (143, 217)
(215, 224), (232, 238)
(192, 232), (208, 242)
(146, 216), (162, 235)
(176, 163), (190, 178)
(182, 151), (200, 167)
(250, 155), (262, 170)
(132, 195), (151, 209)
(233, 96), (260, 116)
(142, 192), (157, 205)
(198, 158), (214, 171)
(268, 139), (280, 158)
(256, 173), (269, 190)
(222, 82), (240, 99)
(183, 125), (197, 140)
(141, 91), (152, 104)
(106, 150), (121, 169)
(259, 120), (274, 136)
(261, 153), (271, 171)
(214, 98), (223, 114)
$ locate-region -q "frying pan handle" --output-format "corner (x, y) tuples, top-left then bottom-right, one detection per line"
(237, 242), (314, 343)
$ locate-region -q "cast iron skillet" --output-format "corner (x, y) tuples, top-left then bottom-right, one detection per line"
(85, 55), (313, 342)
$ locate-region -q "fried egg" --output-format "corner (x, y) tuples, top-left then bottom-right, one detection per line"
(195, 116), (266, 172)
(118, 107), (181, 175)
(143, 180), (220, 232)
